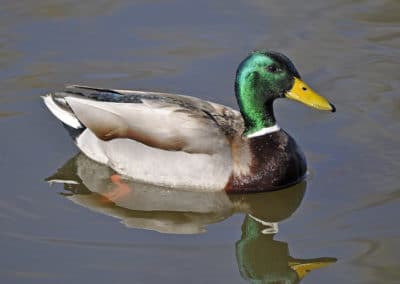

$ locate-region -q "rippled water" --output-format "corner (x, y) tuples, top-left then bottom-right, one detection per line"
(0, 1), (399, 283)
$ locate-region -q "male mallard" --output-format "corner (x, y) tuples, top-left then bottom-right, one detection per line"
(43, 51), (335, 192)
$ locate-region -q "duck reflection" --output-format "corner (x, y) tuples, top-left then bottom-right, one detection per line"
(237, 215), (336, 283)
(47, 153), (336, 282)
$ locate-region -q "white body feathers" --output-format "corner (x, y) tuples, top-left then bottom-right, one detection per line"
(76, 128), (233, 190)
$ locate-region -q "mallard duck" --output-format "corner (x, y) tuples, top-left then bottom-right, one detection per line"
(43, 50), (335, 192)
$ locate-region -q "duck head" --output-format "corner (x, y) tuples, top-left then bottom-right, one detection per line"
(235, 50), (335, 136)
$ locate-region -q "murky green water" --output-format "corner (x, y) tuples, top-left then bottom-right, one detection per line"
(0, 1), (399, 283)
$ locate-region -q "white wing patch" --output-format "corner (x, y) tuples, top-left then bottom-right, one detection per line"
(42, 95), (82, 129)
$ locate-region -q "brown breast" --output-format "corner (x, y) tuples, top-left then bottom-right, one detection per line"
(225, 130), (307, 193)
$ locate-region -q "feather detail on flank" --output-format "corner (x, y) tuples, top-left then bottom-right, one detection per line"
(231, 136), (252, 177)
(246, 125), (281, 138)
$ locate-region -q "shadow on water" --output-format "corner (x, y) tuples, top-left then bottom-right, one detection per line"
(46, 153), (337, 283)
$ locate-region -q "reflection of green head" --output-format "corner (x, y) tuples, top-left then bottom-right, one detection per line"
(235, 215), (299, 284)
(235, 214), (338, 283)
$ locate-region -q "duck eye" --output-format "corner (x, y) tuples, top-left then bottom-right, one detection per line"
(266, 64), (280, 73)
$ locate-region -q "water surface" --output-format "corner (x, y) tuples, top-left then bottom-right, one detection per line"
(0, 1), (399, 283)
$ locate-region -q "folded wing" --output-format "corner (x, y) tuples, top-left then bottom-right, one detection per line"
(53, 85), (243, 155)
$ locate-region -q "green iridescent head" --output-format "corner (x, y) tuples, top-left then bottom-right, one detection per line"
(235, 50), (335, 136)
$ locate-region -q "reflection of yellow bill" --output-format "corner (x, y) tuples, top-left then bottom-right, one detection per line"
(289, 258), (337, 280)
(286, 77), (335, 112)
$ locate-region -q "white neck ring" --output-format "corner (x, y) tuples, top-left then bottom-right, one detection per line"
(246, 124), (281, 138)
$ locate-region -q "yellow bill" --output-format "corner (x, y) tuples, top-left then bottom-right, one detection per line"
(285, 77), (335, 112)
